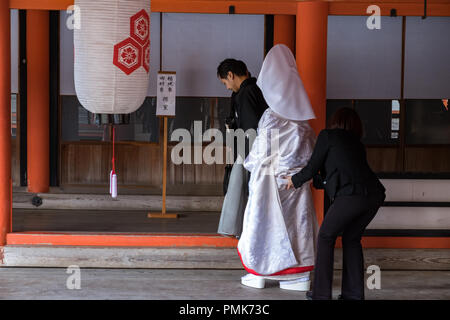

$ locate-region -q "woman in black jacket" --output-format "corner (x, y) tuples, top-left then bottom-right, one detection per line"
(285, 107), (385, 300)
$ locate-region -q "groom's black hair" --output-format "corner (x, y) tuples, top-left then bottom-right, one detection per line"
(217, 59), (249, 79)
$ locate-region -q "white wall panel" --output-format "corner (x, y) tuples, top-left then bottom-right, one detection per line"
(327, 16), (402, 99)
(11, 9), (19, 94)
(60, 11), (75, 95)
(381, 179), (450, 202)
(404, 17), (450, 99)
(162, 13), (264, 97)
(367, 207), (450, 230)
(369, 179), (450, 230)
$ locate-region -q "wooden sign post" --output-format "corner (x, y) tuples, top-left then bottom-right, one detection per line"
(148, 72), (178, 219)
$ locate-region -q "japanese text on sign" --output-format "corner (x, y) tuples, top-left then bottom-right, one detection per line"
(156, 72), (176, 116)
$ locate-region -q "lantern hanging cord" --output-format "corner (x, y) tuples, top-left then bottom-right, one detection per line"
(112, 125), (116, 174)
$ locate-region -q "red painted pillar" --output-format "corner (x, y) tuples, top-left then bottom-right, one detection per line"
(273, 15), (296, 55)
(296, 1), (328, 224)
(27, 10), (50, 193)
(0, 2), (12, 246)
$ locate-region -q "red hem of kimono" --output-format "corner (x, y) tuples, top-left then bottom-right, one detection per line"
(237, 248), (314, 276)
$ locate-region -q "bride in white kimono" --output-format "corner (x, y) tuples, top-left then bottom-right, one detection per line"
(238, 44), (319, 291)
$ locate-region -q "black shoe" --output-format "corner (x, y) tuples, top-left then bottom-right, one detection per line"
(305, 290), (313, 300)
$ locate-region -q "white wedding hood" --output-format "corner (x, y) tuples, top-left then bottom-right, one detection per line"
(257, 44), (316, 121)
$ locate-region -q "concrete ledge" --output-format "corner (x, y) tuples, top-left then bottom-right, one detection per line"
(2, 246), (449, 270)
(13, 193), (224, 212)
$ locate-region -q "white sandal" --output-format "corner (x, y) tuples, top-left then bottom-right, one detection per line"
(241, 273), (265, 289)
(279, 277), (311, 291)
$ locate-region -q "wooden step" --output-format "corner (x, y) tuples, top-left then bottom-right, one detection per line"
(2, 243), (449, 270)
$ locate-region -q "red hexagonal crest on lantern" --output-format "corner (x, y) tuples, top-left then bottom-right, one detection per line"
(142, 40), (150, 73)
(113, 38), (142, 75)
(113, 9), (150, 75)
(130, 9), (150, 46)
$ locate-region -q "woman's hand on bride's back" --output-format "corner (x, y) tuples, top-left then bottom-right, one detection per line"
(281, 176), (294, 190)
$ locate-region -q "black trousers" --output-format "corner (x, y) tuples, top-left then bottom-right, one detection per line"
(311, 192), (385, 300)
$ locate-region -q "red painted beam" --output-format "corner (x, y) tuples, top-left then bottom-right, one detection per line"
(338, 236), (450, 249)
(27, 10), (50, 193)
(274, 15), (296, 55)
(0, 0), (11, 247)
(7, 232), (239, 247)
(329, 2), (450, 16)
(9, 0), (297, 14)
(6, 232), (450, 248)
(8, 0), (450, 16)
(296, 1), (328, 225)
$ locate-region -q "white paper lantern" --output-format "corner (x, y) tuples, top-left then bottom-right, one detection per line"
(74, 0), (151, 114)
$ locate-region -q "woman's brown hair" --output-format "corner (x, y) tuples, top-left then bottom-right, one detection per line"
(329, 107), (363, 139)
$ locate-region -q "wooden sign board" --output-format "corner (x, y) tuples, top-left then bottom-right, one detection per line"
(148, 71), (178, 219)
(156, 71), (176, 117)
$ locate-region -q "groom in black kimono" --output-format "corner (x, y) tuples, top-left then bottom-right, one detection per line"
(217, 59), (268, 133)
(217, 59), (268, 237)
(217, 59), (268, 195)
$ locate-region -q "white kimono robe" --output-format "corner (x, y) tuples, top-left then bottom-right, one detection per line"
(237, 108), (318, 276)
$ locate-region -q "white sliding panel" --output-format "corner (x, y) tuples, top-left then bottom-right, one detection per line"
(162, 13), (264, 97)
(327, 16), (402, 99)
(404, 17), (450, 99)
